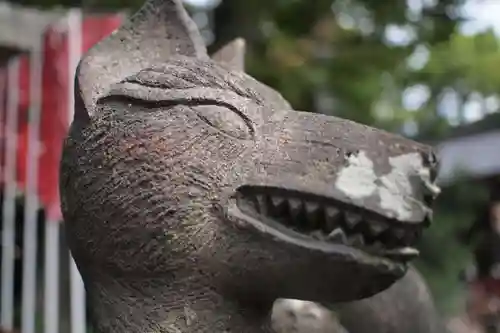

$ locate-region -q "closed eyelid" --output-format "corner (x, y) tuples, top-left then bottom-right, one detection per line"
(99, 82), (256, 137)
(193, 105), (254, 140)
(105, 82), (251, 113)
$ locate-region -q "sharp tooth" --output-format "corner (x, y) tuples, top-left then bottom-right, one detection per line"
(344, 212), (362, 228)
(324, 207), (340, 231)
(305, 202), (321, 227)
(255, 195), (268, 215)
(390, 247), (419, 256)
(371, 241), (384, 251)
(310, 230), (325, 240)
(288, 198), (303, 221)
(368, 221), (387, 236)
(393, 228), (406, 240)
(401, 247), (419, 255)
(327, 228), (347, 243)
(348, 234), (364, 246)
(270, 196), (286, 216)
(305, 202), (320, 215)
(271, 196), (285, 208)
(383, 247), (420, 260)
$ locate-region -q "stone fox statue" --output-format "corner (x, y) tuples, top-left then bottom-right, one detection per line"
(59, 0), (440, 332)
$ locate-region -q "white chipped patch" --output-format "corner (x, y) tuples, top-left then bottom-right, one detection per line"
(335, 151), (378, 198)
(378, 153), (425, 220)
(335, 151), (438, 220)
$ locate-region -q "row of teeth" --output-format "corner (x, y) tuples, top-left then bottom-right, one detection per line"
(245, 194), (420, 250)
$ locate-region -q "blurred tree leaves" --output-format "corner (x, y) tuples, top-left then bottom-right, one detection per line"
(211, 0), (464, 129)
(402, 29), (500, 140)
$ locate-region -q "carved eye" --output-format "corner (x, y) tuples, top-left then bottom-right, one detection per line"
(194, 105), (254, 140)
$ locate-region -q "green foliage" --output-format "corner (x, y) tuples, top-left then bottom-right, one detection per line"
(212, 0), (463, 128)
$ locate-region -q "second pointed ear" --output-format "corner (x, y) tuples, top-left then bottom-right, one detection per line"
(211, 38), (246, 72)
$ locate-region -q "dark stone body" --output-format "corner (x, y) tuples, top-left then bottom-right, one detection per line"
(336, 266), (448, 333)
(272, 266), (448, 333)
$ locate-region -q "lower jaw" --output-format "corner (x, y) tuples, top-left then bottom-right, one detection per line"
(227, 201), (409, 271)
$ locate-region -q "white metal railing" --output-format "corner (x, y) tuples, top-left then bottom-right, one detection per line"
(1, 56), (20, 332)
(1, 9), (88, 333)
(22, 31), (43, 333)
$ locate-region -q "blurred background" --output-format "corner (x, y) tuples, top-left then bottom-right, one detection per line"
(1, 0), (500, 332)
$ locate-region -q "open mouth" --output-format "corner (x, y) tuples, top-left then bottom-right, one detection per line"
(235, 186), (426, 262)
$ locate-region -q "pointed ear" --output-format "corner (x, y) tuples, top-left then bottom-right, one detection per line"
(76, 0), (208, 117)
(211, 38), (246, 72)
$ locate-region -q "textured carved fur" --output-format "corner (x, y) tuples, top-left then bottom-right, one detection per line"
(60, 1), (440, 332)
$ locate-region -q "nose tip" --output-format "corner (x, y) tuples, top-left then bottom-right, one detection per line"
(420, 150), (441, 199)
(419, 151), (440, 227)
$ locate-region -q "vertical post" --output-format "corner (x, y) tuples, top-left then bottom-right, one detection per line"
(21, 37), (43, 333)
(67, 9), (86, 333)
(43, 19), (62, 333)
(44, 160), (60, 333)
(69, 259), (85, 333)
(0, 67), (6, 178)
(44, 219), (59, 333)
(1, 57), (20, 331)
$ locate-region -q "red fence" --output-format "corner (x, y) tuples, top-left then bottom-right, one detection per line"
(3, 14), (122, 221)
(0, 10), (123, 333)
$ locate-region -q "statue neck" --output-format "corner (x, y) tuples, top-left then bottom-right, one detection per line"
(86, 275), (275, 333)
